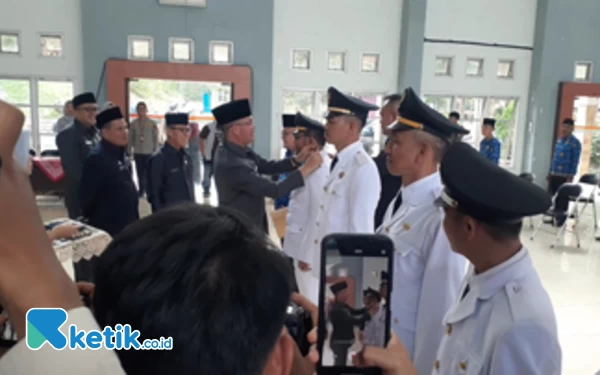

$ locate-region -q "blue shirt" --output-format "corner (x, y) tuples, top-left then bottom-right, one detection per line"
(480, 137), (501, 165)
(274, 149), (294, 209)
(550, 134), (582, 176)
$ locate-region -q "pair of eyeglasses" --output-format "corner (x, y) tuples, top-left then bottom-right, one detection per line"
(79, 107), (98, 113)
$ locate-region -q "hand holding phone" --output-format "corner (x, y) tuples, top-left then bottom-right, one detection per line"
(317, 234), (394, 375)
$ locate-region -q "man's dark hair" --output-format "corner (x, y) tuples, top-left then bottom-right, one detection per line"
(383, 94), (403, 112)
(449, 111), (460, 120)
(450, 208), (522, 241)
(136, 101), (147, 109)
(563, 118), (574, 126)
(93, 204), (292, 375)
(308, 129), (326, 146)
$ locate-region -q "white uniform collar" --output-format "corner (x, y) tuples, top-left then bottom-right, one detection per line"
(334, 140), (363, 166)
(444, 247), (531, 324)
(400, 172), (442, 206)
(468, 247), (530, 300)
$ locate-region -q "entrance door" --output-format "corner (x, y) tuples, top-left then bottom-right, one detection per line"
(571, 96), (600, 177)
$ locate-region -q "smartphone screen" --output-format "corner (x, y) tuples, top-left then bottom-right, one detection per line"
(318, 234), (394, 374)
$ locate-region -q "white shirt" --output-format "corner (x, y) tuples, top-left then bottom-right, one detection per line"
(0, 307), (126, 375)
(363, 306), (386, 347)
(433, 248), (561, 374)
(376, 172), (466, 375)
(283, 149), (330, 262)
(306, 140), (381, 277)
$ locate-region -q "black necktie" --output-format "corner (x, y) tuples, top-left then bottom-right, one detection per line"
(460, 284), (470, 300)
(392, 192), (403, 215)
(330, 156), (339, 172)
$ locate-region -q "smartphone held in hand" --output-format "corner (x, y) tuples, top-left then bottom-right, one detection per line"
(317, 234), (394, 375)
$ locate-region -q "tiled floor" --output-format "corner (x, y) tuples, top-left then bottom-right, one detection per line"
(37, 190), (600, 374)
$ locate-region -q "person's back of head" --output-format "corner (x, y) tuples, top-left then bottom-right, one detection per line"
(93, 204), (293, 375)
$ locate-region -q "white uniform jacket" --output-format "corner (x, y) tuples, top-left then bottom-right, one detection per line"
(376, 172), (466, 375)
(306, 141), (381, 278)
(432, 248), (561, 375)
(283, 149), (331, 262)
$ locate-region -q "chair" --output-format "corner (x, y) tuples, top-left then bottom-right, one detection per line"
(519, 172), (535, 228)
(571, 173), (598, 229)
(530, 183), (583, 248)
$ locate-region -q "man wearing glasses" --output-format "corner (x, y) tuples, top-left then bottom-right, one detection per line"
(56, 92), (101, 219)
(147, 113), (195, 212)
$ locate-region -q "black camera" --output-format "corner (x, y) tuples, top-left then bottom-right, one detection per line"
(284, 302), (313, 356)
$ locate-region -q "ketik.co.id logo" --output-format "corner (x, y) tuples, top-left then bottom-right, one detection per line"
(26, 308), (173, 350)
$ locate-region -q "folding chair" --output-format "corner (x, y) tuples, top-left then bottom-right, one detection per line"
(571, 173), (598, 229)
(518, 172), (536, 228)
(530, 183), (583, 248)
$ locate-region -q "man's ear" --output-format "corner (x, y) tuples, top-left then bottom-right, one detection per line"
(465, 216), (477, 241)
(262, 330), (295, 375)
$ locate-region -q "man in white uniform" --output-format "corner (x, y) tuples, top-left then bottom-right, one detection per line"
(362, 288), (385, 347)
(306, 87), (381, 283)
(377, 88), (469, 375)
(355, 143), (561, 375)
(283, 112), (330, 304)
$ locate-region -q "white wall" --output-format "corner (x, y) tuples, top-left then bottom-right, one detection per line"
(270, 0), (403, 157)
(0, 0), (83, 90)
(425, 0), (537, 46)
(421, 0), (537, 172)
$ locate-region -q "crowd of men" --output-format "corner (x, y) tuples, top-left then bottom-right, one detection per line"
(1, 82), (582, 373)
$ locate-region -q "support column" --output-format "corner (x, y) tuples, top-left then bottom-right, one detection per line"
(397, 0), (427, 94)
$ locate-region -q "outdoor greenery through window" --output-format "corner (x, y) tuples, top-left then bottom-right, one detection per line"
(424, 95), (518, 168)
(40, 35), (63, 57)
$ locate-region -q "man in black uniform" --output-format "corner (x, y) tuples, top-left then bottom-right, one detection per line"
(80, 106), (139, 237)
(374, 94), (404, 228)
(211, 99), (322, 232)
(56, 92), (100, 219)
(147, 113), (195, 212)
(328, 281), (370, 366)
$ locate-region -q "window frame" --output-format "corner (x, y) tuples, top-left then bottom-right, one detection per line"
(497, 59), (515, 79)
(326, 51), (347, 72)
(465, 57), (484, 77)
(209, 41), (234, 65)
(291, 49), (312, 71)
(434, 56), (453, 77)
(360, 53), (381, 73)
(0, 31), (21, 55)
(38, 32), (65, 59)
(169, 37), (194, 63)
(127, 35), (154, 61)
(574, 61), (593, 82)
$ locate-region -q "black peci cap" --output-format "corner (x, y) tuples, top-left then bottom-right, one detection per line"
(96, 107), (124, 129)
(325, 87), (379, 125)
(483, 118), (496, 127)
(388, 88), (469, 140)
(72, 92), (97, 109)
(165, 113), (189, 127)
(282, 114), (296, 128)
(295, 112), (324, 134)
(212, 99), (252, 128)
(437, 142), (551, 225)
(563, 118), (575, 126)
(330, 281), (348, 295)
(449, 111), (460, 120)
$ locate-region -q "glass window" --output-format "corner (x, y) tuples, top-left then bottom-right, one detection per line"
(170, 38), (194, 63)
(40, 35), (63, 57)
(424, 96), (453, 115)
(0, 79), (32, 148)
(327, 51), (346, 72)
(361, 53), (380, 73)
(37, 80), (74, 151)
(128, 36), (153, 60)
(292, 49), (311, 71)
(435, 57), (453, 76)
(497, 60), (514, 78)
(453, 97), (485, 146)
(282, 90), (314, 115)
(484, 98), (518, 167)
(574, 62), (592, 82)
(466, 58), (484, 77)
(210, 41), (233, 65)
(0, 32), (19, 54)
